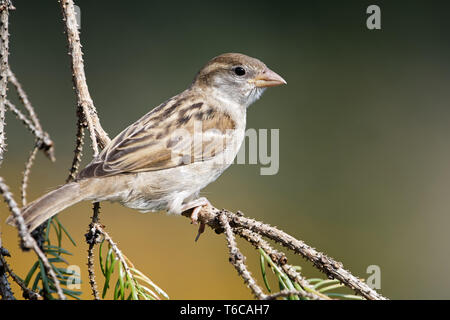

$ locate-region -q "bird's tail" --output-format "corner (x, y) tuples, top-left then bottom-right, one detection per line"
(6, 180), (95, 232)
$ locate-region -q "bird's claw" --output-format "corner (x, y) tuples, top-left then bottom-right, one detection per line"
(181, 197), (211, 241)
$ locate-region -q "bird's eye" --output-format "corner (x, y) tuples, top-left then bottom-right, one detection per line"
(234, 67), (246, 76)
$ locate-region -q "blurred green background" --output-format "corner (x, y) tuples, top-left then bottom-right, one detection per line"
(1, 0), (450, 299)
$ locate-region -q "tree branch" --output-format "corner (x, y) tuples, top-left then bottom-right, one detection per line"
(182, 206), (387, 300)
(66, 109), (85, 183)
(0, 244), (15, 300)
(85, 202), (101, 300)
(59, 0), (110, 155)
(0, 243), (41, 300)
(20, 145), (38, 207)
(0, 178), (66, 299)
(5, 100), (54, 161)
(217, 213), (267, 300)
(236, 228), (328, 300)
(0, 0), (14, 165)
(6, 69), (55, 161)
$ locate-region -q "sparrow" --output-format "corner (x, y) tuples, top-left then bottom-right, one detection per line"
(6, 53), (286, 239)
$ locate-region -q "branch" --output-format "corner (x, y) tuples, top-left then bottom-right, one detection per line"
(59, 0), (110, 155)
(217, 213), (267, 300)
(85, 202), (101, 300)
(66, 111), (85, 183)
(0, 244), (41, 300)
(59, 0), (110, 299)
(264, 289), (313, 300)
(0, 177), (66, 300)
(0, 244), (14, 299)
(5, 100), (54, 161)
(94, 224), (139, 298)
(6, 70), (55, 161)
(236, 228), (328, 300)
(8, 68), (43, 132)
(20, 145), (38, 207)
(0, 0), (14, 165)
(182, 206), (387, 300)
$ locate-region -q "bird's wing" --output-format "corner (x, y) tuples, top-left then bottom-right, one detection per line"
(78, 92), (236, 179)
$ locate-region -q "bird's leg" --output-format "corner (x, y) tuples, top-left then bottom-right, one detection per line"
(180, 197), (210, 241)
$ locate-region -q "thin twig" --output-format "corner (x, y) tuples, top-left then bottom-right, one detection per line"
(21, 144), (38, 207)
(5, 100), (54, 161)
(8, 68), (42, 132)
(59, 0), (110, 155)
(0, 245), (41, 300)
(0, 0), (14, 165)
(1, 177), (33, 249)
(0, 2), (10, 297)
(217, 213), (267, 300)
(66, 109), (85, 182)
(94, 224), (137, 295)
(264, 289), (313, 300)
(0, 243), (15, 300)
(236, 228), (328, 300)
(86, 202), (101, 300)
(0, 177), (66, 299)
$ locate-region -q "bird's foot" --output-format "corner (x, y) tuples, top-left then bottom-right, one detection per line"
(180, 197), (210, 242)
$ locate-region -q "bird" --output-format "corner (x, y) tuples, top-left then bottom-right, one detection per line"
(6, 53), (286, 240)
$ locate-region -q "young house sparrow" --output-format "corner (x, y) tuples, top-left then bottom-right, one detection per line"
(7, 53), (286, 238)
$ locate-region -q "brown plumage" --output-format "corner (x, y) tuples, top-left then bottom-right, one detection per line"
(6, 53), (286, 235)
(78, 91), (236, 178)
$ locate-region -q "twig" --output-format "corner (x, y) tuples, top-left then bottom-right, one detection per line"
(235, 228), (328, 300)
(0, 177), (66, 299)
(59, 0), (110, 155)
(227, 213), (387, 300)
(8, 69), (42, 132)
(0, 0), (14, 165)
(0, 244), (41, 300)
(94, 224), (137, 296)
(0, 244), (14, 299)
(1, 177), (33, 249)
(21, 144), (38, 207)
(5, 100), (54, 161)
(217, 213), (267, 300)
(264, 289), (313, 300)
(85, 202), (101, 300)
(0, 2), (10, 297)
(66, 109), (85, 182)
(182, 206), (387, 300)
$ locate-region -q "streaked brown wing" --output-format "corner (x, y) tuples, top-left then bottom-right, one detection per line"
(78, 92), (236, 179)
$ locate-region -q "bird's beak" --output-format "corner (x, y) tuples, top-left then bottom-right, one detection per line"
(250, 68), (287, 88)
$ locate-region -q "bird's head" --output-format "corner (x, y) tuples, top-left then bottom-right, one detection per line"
(193, 53), (286, 108)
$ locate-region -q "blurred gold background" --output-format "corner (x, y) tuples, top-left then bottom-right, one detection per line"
(2, 0), (450, 299)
